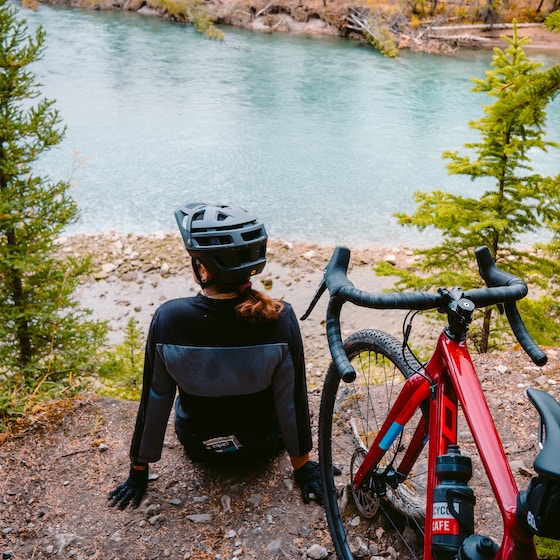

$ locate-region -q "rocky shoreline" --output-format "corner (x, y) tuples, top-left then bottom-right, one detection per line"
(62, 232), (426, 381)
(37, 0), (560, 54)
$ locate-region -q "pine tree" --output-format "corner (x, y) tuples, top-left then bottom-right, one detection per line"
(376, 24), (560, 352)
(545, 9), (560, 32)
(0, 0), (107, 421)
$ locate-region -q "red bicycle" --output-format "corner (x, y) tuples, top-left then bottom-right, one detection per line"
(302, 246), (560, 560)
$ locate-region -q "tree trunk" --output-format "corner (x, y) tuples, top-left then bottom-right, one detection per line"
(0, 157), (33, 369)
(480, 307), (493, 353)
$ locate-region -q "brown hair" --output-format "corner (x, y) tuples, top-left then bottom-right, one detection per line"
(235, 287), (284, 324)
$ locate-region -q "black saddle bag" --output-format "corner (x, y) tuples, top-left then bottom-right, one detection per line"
(516, 387), (560, 539)
(517, 473), (560, 539)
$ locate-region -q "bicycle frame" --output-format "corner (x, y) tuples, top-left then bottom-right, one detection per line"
(354, 329), (537, 560)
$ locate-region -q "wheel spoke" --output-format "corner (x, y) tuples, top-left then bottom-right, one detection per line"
(319, 329), (428, 560)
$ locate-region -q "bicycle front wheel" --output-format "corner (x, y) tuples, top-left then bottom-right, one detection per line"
(319, 329), (428, 559)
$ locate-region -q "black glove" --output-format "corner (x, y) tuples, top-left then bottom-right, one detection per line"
(108, 465), (149, 510)
(293, 460), (324, 505)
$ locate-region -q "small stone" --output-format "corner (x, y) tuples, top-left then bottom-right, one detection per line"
(148, 514), (165, 525)
(266, 539), (283, 553)
(221, 495), (232, 513)
(385, 254), (397, 266)
(185, 513), (212, 523)
(306, 544), (328, 559)
(168, 498), (182, 506)
(245, 493), (262, 508)
(145, 504), (160, 516)
(510, 460), (533, 477)
(535, 375), (549, 387)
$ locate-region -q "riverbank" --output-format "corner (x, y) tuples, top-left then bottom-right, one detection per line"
(64, 231), (431, 376)
(36, 0), (560, 54)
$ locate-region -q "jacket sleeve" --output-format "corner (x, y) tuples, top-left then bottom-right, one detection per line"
(129, 312), (177, 464)
(284, 305), (313, 457)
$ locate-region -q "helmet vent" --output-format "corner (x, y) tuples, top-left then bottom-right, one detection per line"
(196, 235), (233, 247)
(242, 228), (264, 242)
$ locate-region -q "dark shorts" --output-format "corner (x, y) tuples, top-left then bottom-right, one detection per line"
(174, 412), (284, 467)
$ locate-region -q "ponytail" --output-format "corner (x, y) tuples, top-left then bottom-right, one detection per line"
(235, 288), (284, 324)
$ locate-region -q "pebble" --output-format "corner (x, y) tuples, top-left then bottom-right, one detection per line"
(306, 544), (328, 559)
(145, 504), (160, 516)
(534, 374), (549, 386)
(245, 493), (262, 508)
(385, 254), (397, 266)
(148, 514), (165, 525)
(265, 539), (283, 553)
(185, 513), (213, 523)
(221, 495), (232, 513)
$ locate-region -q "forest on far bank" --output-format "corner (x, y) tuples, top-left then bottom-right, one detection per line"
(31, 0), (560, 52)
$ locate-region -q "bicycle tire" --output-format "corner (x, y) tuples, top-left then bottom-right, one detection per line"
(319, 329), (429, 559)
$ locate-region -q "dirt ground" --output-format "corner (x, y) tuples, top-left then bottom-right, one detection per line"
(1, 235), (560, 560)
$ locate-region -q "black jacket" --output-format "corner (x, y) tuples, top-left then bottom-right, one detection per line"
(130, 294), (312, 464)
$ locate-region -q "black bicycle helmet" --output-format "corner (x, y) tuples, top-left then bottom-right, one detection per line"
(174, 202), (267, 287)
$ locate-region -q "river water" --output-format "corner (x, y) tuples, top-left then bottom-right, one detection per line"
(22, 3), (560, 248)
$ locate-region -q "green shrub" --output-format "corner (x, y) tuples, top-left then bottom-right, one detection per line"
(96, 318), (145, 401)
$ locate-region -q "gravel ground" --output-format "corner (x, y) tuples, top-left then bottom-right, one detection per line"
(1, 233), (559, 560)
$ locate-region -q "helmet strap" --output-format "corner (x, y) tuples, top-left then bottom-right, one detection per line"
(192, 258), (212, 288)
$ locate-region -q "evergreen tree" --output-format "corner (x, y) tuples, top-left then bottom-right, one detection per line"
(0, 0), (107, 421)
(375, 24), (560, 352)
(545, 9), (560, 32)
